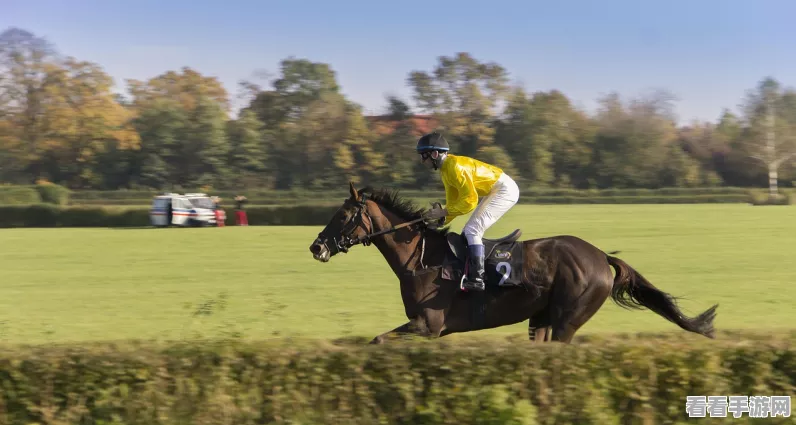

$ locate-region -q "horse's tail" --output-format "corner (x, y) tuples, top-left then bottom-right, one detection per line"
(606, 254), (718, 339)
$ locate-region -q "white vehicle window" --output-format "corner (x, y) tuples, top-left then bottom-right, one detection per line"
(189, 197), (214, 209)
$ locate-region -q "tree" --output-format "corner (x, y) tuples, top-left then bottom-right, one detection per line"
(591, 90), (680, 188)
(675, 121), (726, 187)
(369, 96), (425, 187)
(0, 27), (59, 181)
(494, 88), (539, 184)
(132, 98), (186, 188)
(407, 52), (509, 155)
(127, 67), (230, 114)
(658, 141), (703, 187)
(340, 103), (382, 185)
(185, 96), (230, 187)
(741, 77), (796, 198)
(0, 28), (139, 187)
(239, 58), (345, 189)
(44, 58), (140, 187)
(282, 90), (348, 188)
(496, 88), (595, 188)
(127, 68), (231, 188)
(272, 58), (340, 119)
(227, 109), (267, 175)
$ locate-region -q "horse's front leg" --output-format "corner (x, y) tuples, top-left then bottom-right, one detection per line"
(369, 317), (432, 344)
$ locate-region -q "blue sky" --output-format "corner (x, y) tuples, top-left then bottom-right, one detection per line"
(4, 0), (795, 124)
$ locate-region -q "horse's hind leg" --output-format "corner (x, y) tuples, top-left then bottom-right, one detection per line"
(528, 326), (551, 342)
(528, 311), (552, 342)
(370, 322), (412, 344)
(369, 316), (434, 344)
(550, 277), (612, 343)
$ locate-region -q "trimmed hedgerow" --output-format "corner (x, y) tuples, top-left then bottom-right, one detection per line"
(0, 335), (793, 424)
(0, 186), (41, 205)
(64, 186), (764, 205)
(0, 204), (340, 227)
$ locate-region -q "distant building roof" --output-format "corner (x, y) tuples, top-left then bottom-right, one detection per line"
(366, 114), (438, 137)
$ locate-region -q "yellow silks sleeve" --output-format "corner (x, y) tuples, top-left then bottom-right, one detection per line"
(440, 154), (503, 225)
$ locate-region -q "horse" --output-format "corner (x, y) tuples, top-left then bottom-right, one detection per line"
(308, 182), (718, 344)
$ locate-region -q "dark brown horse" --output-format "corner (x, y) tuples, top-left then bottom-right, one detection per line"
(308, 183), (718, 344)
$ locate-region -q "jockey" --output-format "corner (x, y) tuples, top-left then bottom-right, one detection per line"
(416, 132), (520, 291)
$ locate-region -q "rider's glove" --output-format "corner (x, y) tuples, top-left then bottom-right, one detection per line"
(422, 202), (447, 226)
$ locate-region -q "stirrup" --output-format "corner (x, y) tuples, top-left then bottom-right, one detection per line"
(460, 276), (485, 292)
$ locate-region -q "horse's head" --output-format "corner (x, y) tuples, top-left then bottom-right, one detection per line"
(309, 182), (376, 263)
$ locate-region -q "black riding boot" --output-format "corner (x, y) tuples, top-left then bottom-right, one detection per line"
(462, 244), (486, 291)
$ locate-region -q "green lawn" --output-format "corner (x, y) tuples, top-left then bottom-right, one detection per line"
(1, 204), (794, 345)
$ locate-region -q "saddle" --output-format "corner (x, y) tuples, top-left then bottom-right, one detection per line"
(442, 229), (526, 289)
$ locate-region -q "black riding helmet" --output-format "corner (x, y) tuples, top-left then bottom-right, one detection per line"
(416, 132), (449, 170)
(416, 132), (450, 153)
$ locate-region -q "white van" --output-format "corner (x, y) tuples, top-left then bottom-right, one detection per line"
(150, 192), (219, 227)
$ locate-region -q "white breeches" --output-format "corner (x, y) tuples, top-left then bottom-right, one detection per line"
(462, 173), (520, 246)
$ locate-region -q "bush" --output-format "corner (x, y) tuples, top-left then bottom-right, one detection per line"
(0, 336), (793, 425)
(749, 191), (792, 206)
(34, 182), (71, 205)
(0, 186), (40, 205)
(0, 184), (71, 206)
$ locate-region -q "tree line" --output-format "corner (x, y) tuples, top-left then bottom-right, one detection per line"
(1, 27), (794, 193)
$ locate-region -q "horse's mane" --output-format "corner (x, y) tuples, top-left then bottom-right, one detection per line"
(359, 186), (450, 236)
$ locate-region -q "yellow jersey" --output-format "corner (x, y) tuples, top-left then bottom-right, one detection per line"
(439, 154), (504, 225)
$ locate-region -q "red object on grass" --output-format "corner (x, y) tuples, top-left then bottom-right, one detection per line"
(236, 210), (248, 226)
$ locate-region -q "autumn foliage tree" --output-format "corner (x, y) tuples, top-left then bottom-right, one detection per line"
(0, 28), (139, 188)
(1, 26), (795, 192)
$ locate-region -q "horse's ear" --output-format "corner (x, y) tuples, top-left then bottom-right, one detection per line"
(349, 181), (358, 200)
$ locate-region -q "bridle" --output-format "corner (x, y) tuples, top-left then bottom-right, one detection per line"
(315, 194), (425, 255)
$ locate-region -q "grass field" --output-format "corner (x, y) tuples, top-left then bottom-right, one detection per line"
(1, 203), (795, 346)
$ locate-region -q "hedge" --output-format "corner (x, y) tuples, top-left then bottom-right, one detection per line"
(0, 335), (793, 424)
(0, 204), (341, 228)
(68, 193), (758, 207)
(0, 186), (41, 205)
(0, 183), (70, 205)
(0, 193), (780, 228)
(519, 194), (753, 204)
(64, 186), (772, 206)
(5, 185), (793, 208)
(0, 194), (766, 229)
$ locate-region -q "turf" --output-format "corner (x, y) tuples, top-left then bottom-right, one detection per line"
(0, 204), (794, 345)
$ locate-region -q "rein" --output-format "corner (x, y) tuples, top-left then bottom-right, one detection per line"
(350, 217), (425, 246)
(355, 216), (437, 276)
(315, 194), (442, 277)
